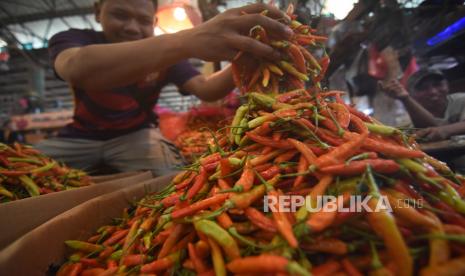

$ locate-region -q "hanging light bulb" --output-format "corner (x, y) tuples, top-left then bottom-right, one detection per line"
(173, 7), (187, 21)
(155, 1), (202, 34)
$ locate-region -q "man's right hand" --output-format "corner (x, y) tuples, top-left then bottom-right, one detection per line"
(379, 79), (409, 100)
(183, 3), (293, 62)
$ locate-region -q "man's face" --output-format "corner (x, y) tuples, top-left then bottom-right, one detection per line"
(96, 0), (156, 43)
(411, 76), (449, 112)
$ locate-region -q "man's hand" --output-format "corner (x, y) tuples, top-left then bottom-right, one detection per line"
(415, 127), (449, 142)
(379, 79), (409, 100)
(184, 3), (293, 62)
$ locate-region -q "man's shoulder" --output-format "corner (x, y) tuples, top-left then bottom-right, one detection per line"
(447, 92), (465, 102)
(49, 28), (105, 44)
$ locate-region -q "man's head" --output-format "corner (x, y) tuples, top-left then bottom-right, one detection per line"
(407, 69), (449, 113)
(95, 0), (158, 43)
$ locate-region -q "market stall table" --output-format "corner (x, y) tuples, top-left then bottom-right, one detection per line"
(419, 139), (465, 154)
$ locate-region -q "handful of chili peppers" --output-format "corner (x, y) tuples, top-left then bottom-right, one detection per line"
(0, 142), (92, 202)
(58, 4), (465, 276)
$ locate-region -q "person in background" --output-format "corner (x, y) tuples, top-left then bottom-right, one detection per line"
(380, 69), (465, 172)
(37, 0), (293, 175)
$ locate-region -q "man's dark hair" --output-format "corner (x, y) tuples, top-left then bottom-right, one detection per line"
(98, 0), (158, 10)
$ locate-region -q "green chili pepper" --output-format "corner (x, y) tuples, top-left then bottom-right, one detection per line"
(280, 61), (309, 81)
(65, 240), (104, 253)
(438, 191), (465, 215)
(110, 249), (123, 260)
(365, 166), (413, 276)
(194, 219), (241, 260)
(235, 117), (249, 145)
(230, 105), (249, 143)
(31, 161), (56, 174)
(397, 158), (427, 174)
(366, 123), (400, 136)
(248, 115), (271, 129)
(0, 184), (14, 198)
(18, 175), (40, 197)
(7, 157), (43, 165)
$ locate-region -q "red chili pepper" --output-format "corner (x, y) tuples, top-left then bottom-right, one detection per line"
(79, 258), (100, 268)
(328, 102), (351, 129)
(0, 156), (9, 166)
(274, 149), (298, 163)
(307, 193), (350, 232)
(276, 89), (306, 103)
(269, 190), (298, 248)
(255, 163), (273, 172)
(288, 43), (307, 74)
(203, 161), (219, 172)
(344, 131), (424, 158)
(250, 149), (285, 167)
(434, 201), (465, 228)
(247, 66), (262, 90)
(217, 179), (231, 190)
(320, 159), (400, 176)
(160, 192), (182, 207)
(293, 155), (308, 187)
(335, 94), (372, 122)
(200, 152), (222, 167)
(140, 251), (180, 273)
(296, 118), (345, 146)
(158, 224), (185, 259)
(246, 132), (294, 149)
(175, 172), (196, 190)
(341, 258), (363, 276)
(188, 242), (208, 273)
(170, 231), (196, 253)
(245, 207), (277, 233)
(0, 170), (28, 176)
(186, 166), (208, 200)
(170, 194), (229, 219)
(234, 162), (255, 192)
(226, 255), (290, 274)
(121, 254), (147, 267)
(260, 165), (281, 180)
(299, 45), (321, 71)
(312, 261), (341, 276)
(288, 76), (305, 89)
(231, 63), (244, 93)
(103, 229), (129, 246)
(301, 238), (348, 255)
(216, 208), (234, 229)
(314, 55), (330, 83)
(219, 158), (234, 186)
(98, 246), (114, 260)
(334, 210), (358, 226)
(106, 260), (117, 269)
(68, 263), (83, 276)
(315, 131), (368, 168)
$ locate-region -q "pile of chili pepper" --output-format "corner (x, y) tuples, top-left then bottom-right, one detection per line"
(176, 130), (216, 163)
(0, 142), (92, 202)
(58, 4), (465, 276)
(175, 112), (228, 163)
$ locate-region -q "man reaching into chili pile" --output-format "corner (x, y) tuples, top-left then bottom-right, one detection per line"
(37, 0), (293, 175)
(380, 69), (465, 172)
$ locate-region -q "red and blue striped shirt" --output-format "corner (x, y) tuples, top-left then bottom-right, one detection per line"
(49, 29), (200, 140)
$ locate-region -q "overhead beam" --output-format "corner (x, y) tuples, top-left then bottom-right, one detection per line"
(0, 7), (93, 26)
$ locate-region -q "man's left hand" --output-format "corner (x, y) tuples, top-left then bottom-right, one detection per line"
(415, 127), (449, 142)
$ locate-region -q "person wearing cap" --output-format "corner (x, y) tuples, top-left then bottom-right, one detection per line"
(380, 69), (465, 172)
(381, 69), (465, 140)
(36, 0), (293, 175)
